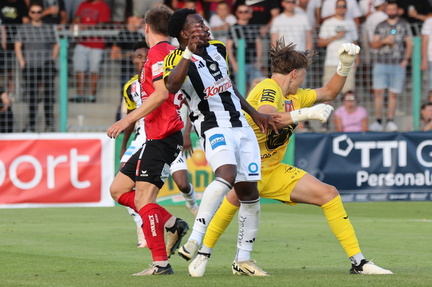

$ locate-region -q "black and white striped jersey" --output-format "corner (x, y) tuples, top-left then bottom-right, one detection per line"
(164, 40), (249, 136)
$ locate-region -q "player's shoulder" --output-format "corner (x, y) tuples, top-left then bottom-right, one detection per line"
(209, 40), (226, 48)
(296, 88), (316, 97)
(149, 41), (176, 58)
(257, 78), (280, 91)
(125, 74), (139, 86)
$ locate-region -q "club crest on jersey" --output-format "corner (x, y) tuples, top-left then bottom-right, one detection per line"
(284, 100), (294, 112)
(209, 63), (217, 71)
(209, 134), (226, 150)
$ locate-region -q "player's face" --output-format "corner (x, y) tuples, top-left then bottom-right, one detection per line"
(185, 14), (211, 47)
(133, 47), (148, 73)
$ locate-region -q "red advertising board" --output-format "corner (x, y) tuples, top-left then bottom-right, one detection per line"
(0, 133), (115, 208)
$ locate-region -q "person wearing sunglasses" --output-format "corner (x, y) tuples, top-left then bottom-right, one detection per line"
(334, 90), (368, 132)
(14, 2), (59, 132)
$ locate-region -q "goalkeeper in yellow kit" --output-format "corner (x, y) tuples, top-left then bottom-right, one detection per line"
(186, 40), (393, 277)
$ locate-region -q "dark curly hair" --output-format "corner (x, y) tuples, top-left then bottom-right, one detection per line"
(132, 41), (149, 51)
(168, 8), (197, 39)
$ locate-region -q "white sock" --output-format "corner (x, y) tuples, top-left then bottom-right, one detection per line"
(350, 252), (366, 266)
(235, 198), (260, 262)
(126, 207), (143, 228)
(182, 183), (197, 206)
(188, 177), (232, 244)
(199, 244), (213, 255)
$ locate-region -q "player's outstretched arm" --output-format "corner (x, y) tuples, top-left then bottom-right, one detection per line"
(315, 43), (360, 103)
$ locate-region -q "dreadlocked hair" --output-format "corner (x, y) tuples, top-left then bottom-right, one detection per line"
(270, 37), (316, 74)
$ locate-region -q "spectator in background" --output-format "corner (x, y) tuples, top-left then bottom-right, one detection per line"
(271, 0), (313, 52)
(421, 13), (432, 102)
(41, 0), (68, 25)
(132, 0), (162, 18)
(227, 4), (263, 90)
(235, 0), (280, 77)
(297, 0), (322, 30)
(202, 0), (234, 20)
(209, 1), (236, 43)
(235, 0), (280, 33)
(15, 2), (59, 132)
(0, 0), (29, 95)
(420, 102), (432, 131)
(369, 1), (412, 132)
(318, 0), (358, 131)
(69, 0), (111, 103)
(396, 0), (432, 35)
(318, 0), (359, 94)
(321, 0), (363, 25)
(0, 89), (14, 133)
(110, 14), (144, 120)
(361, 0), (387, 93)
(63, 0), (85, 23)
(334, 90), (368, 132)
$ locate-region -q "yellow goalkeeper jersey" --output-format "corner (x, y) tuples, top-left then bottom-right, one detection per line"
(245, 78), (317, 169)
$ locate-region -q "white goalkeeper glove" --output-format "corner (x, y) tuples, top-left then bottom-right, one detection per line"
(290, 103), (334, 124)
(336, 43), (360, 77)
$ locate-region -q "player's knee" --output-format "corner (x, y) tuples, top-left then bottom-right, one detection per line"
(109, 184), (121, 202)
(322, 185), (340, 202)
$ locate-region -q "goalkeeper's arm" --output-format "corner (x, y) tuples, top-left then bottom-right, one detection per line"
(315, 43), (361, 103)
(268, 104), (334, 128)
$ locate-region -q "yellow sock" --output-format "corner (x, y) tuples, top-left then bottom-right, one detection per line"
(321, 195), (361, 257)
(203, 197), (239, 248)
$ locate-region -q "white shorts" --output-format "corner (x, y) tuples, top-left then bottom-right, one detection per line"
(170, 152), (188, 174)
(120, 130), (146, 163)
(200, 126), (261, 183)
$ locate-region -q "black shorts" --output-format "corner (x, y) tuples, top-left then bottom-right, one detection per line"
(120, 131), (183, 189)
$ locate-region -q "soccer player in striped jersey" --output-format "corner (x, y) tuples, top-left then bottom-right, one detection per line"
(163, 8), (279, 276)
(190, 40), (393, 276)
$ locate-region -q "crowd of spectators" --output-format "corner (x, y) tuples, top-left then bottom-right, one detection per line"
(1, 0), (432, 133)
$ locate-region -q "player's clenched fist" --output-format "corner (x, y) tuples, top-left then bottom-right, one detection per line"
(336, 43), (360, 77)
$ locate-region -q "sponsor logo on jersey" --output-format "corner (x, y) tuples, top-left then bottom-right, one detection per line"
(209, 134), (226, 150)
(152, 61), (164, 77)
(248, 162), (259, 176)
(203, 77), (233, 99)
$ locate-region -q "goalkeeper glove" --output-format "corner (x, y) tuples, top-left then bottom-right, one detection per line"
(336, 43), (361, 77)
(290, 103), (334, 124)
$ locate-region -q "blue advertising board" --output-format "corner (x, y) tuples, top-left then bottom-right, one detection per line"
(294, 132), (432, 202)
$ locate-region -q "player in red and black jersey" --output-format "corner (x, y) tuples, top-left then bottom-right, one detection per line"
(107, 6), (188, 276)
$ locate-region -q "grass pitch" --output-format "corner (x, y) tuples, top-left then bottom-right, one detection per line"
(1, 201), (431, 286)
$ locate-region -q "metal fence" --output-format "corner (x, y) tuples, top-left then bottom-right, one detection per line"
(0, 23), (427, 133)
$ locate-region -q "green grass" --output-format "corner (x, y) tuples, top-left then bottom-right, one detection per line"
(1, 202), (431, 286)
